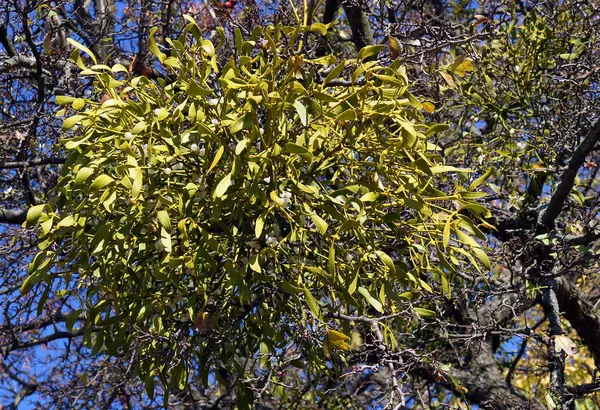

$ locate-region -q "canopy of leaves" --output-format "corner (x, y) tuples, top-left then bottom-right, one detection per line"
(23, 18), (488, 404)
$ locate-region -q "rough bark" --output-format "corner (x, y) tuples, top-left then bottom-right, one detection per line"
(556, 277), (600, 366)
(449, 341), (543, 410)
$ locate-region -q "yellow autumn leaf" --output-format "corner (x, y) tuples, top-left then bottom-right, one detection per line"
(440, 72), (456, 89)
(423, 102), (436, 113)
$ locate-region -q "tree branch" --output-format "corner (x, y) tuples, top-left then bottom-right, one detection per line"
(0, 208), (26, 224)
(555, 277), (600, 367)
(541, 119), (600, 228)
(0, 157), (66, 169)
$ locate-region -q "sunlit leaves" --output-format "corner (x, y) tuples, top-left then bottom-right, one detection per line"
(21, 17), (492, 400)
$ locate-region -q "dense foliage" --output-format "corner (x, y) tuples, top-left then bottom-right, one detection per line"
(24, 19), (490, 405)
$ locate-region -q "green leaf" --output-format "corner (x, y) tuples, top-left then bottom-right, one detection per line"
(208, 146), (225, 173)
(255, 211), (266, 238)
(90, 175), (115, 191)
(230, 116), (245, 134)
(293, 100), (308, 126)
(249, 253), (261, 273)
(307, 23), (328, 35)
(374, 250), (396, 276)
(336, 109), (356, 122)
(26, 204), (48, 227)
(201, 39), (215, 56)
(62, 115), (85, 130)
(157, 210), (172, 232)
(322, 61), (345, 87)
(430, 166), (473, 174)
(469, 167), (495, 190)
(160, 227), (172, 253)
(214, 172), (232, 198)
(56, 95), (76, 105)
(57, 215), (75, 228)
(145, 376), (155, 400)
(40, 217), (54, 236)
(357, 45), (385, 62)
(235, 139), (247, 155)
(414, 307), (435, 317)
(91, 225), (110, 254)
(163, 57), (181, 69)
(133, 121), (147, 134)
(67, 38), (97, 64)
(425, 124), (450, 137)
(187, 79), (212, 96)
(148, 27), (167, 62)
(309, 213), (328, 235)
(472, 247), (491, 269)
(75, 167), (94, 185)
(303, 287), (321, 318)
(360, 192), (381, 202)
(357, 287), (384, 312)
(282, 281), (304, 294)
(328, 242), (336, 275)
(443, 217), (452, 248)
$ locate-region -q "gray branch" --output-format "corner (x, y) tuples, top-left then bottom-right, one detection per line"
(0, 157), (66, 169)
(540, 119), (600, 228)
(0, 208), (26, 225)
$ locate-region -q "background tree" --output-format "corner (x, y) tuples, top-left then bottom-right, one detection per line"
(1, 1), (600, 409)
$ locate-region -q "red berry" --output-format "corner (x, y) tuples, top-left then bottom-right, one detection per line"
(224, 1), (232, 8)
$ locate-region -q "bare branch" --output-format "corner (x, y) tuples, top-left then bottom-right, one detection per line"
(0, 208), (26, 224)
(0, 157), (66, 169)
(541, 119), (600, 227)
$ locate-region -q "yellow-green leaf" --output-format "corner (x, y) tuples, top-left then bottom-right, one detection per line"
(357, 287), (384, 312)
(443, 216), (452, 248)
(26, 204), (48, 227)
(414, 307), (435, 317)
(62, 115), (85, 130)
(310, 213), (328, 235)
(67, 38), (97, 64)
(293, 100), (308, 126)
(469, 167), (495, 190)
(208, 146), (224, 173)
(303, 287), (321, 318)
(90, 175), (115, 191)
(157, 210), (172, 232)
(357, 45), (385, 62)
(214, 172), (232, 198)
